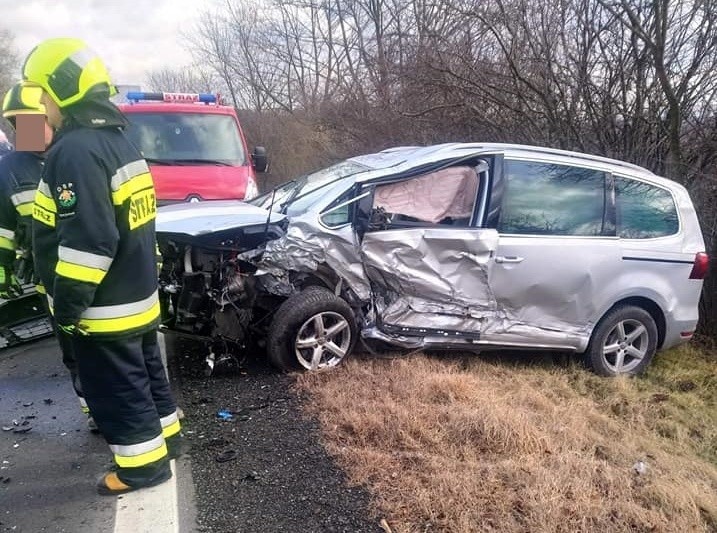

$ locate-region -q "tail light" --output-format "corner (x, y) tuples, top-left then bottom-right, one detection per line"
(689, 252), (710, 279)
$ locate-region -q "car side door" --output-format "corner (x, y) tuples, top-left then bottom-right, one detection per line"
(356, 160), (499, 338)
(484, 157), (622, 351)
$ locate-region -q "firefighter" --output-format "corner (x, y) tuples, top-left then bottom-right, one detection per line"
(0, 81), (100, 432)
(23, 38), (183, 495)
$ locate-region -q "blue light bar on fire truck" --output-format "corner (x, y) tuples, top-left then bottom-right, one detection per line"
(125, 91), (220, 104)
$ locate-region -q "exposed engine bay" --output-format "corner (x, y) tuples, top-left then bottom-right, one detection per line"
(157, 221), (286, 372)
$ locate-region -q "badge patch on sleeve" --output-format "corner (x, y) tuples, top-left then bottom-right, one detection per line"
(56, 183), (77, 217)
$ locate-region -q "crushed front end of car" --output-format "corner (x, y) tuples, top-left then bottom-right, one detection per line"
(156, 201), (286, 369)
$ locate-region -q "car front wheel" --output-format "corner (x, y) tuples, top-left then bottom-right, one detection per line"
(584, 305), (658, 377)
(267, 286), (357, 371)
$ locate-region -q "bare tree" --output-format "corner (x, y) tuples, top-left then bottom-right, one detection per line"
(145, 65), (219, 93)
(185, 0), (717, 336)
(596, 0), (717, 180)
(0, 28), (19, 140)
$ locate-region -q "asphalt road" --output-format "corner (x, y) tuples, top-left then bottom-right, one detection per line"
(0, 336), (195, 533)
(2, 334), (381, 532)
(166, 336), (382, 533)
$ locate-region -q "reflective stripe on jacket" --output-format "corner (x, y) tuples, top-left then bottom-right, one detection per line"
(33, 126), (159, 337)
(0, 151), (44, 268)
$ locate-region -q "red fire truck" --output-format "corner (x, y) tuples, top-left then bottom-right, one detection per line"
(118, 91), (267, 205)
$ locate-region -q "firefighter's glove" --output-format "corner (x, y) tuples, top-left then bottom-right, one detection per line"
(57, 322), (90, 337)
(0, 265), (23, 299)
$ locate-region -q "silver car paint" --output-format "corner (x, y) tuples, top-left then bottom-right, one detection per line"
(156, 200), (286, 236)
(256, 215), (372, 300)
(157, 143), (706, 353)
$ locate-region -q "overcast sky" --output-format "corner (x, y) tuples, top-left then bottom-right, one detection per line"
(2, 0), (224, 86)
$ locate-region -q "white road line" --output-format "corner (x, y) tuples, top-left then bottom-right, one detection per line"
(113, 461), (180, 533)
(113, 333), (181, 533)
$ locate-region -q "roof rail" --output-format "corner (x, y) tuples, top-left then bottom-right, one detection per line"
(496, 143), (653, 175)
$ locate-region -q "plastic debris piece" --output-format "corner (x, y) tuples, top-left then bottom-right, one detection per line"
(215, 449), (238, 463)
(242, 470), (260, 481)
(22, 401), (33, 407)
(2, 426), (12, 432)
(216, 409), (234, 421)
(12, 427), (31, 434)
(12, 443), (19, 448)
(632, 460), (648, 475)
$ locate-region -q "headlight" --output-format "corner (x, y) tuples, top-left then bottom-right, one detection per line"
(244, 177), (259, 200)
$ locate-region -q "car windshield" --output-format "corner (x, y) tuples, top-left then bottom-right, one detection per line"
(125, 113), (246, 166)
(249, 160), (369, 212)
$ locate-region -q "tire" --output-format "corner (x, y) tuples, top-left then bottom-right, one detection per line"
(584, 305), (658, 377)
(267, 286), (357, 371)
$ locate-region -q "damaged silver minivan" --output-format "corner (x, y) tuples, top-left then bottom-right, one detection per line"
(155, 143), (709, 376)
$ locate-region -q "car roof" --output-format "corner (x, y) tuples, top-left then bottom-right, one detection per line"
(350, 143), (663, 184)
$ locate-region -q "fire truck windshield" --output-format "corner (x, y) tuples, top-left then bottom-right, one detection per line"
(125, 113), (246, 166)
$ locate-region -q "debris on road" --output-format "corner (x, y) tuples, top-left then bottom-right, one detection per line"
(216, 409), (234, 421)
(215, 449), (238, 463)
(241, 470), (260, 482)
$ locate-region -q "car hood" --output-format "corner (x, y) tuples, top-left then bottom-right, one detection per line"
(156, 200), (286, 237)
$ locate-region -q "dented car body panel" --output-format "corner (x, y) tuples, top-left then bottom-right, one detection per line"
(156, 143), (706, 372)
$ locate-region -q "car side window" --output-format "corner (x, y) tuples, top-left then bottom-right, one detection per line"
(614, 176), (678, 238)
(319, 189), (362, 228)
(499, 160), (607, 236)
(367, 166), (479, 230)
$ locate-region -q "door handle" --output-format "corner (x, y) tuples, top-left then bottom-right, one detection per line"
(495, 256), (524, 264)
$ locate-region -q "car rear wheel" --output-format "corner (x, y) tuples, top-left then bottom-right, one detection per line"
(267, 286), (357, 371)
(584, 305), (658, 376)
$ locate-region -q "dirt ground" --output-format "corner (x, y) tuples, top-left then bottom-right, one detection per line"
(167, 336), (383, 533)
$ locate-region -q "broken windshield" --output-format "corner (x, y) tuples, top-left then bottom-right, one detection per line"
(249, 160), (369, 213)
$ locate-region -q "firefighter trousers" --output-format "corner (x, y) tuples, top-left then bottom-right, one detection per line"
(70, 329), (180, 487)
(42, 297), (88, 413)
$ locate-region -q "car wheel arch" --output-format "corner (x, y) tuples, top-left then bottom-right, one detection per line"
(584, 303), (660, 376)
(600, 296), (666, 350)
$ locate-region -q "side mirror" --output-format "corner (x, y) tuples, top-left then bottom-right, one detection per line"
(251, 146), (268, 172)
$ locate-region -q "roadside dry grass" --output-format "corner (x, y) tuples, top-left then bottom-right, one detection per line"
(294, 345), (717, 532)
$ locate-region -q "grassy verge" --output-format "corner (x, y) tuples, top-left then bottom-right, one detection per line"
(294, 345), (717, 532)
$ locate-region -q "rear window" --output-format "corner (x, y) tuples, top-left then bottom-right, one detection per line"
(615, 177), (679, 238)
(125, 112), (246, 165)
